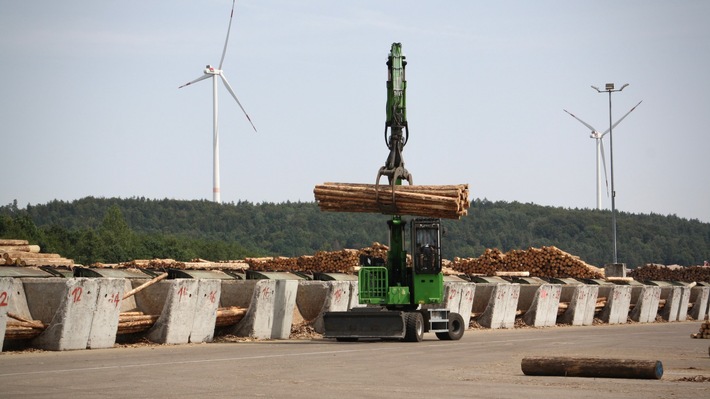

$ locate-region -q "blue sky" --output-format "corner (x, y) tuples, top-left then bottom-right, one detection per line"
(1, 1), (708, 222)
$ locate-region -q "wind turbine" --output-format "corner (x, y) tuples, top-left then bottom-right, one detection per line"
(563, 100), (642, 210)
(179, 0), (257, 204)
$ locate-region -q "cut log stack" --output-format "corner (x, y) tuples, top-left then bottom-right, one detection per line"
(311, 249), (360, 273)
(0, 239), (74, 267)
(691, 321), (710, 339)
(359, 242), (390, 261)
(629, 264), (710, 283)
(450, 246), (604, 279)
(245, 256), (298, 272)
(314, 182), (470, 220)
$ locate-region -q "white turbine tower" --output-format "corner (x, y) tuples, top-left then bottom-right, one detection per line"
(179, 0), (257, 204)
(563, 100), (642, 210)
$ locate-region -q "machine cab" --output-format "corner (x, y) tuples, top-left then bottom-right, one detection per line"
(411, 218), (442, 275)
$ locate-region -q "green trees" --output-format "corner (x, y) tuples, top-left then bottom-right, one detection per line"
(1, 197), (708, 267)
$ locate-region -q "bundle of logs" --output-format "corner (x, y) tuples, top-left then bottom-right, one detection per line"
(314, 182), (470, 220)
(0, 239), (74, 267)
(451, 246), (604, 279)
(628, 264), (710, 283)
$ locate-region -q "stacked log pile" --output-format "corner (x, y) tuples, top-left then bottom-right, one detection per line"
(451, 246), (604, 279)
(691, 321), (710, 339)
(628, 264), (710, 283)
(0, 239), (74, 267)
(311, 249), (360, 273)
(245, 256), (298, 272)
(359, 242), (390, 260)
(314, 182), (469, 219)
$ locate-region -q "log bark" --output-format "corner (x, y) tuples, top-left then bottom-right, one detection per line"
(7, 312), (46, 329)
(0, 239), (29, 246)
(521, 356), (663, 379)
(0, 245), (40, 253)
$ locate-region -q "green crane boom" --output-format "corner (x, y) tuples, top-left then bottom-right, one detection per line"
(322, 43), (466, 343)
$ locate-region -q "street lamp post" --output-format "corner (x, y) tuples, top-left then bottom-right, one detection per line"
(592, 83), (628, 265)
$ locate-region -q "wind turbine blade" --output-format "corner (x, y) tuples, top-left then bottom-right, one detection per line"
(601, 100), (643, 138)
(220, 74), (257, 133)
(600, 139), (610, 197)
(219, 0), (236, 70)
(563, 109), (598, 133)
(179, 73), (210, 89)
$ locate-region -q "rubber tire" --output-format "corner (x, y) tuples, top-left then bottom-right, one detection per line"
(404, 312), (424, 342)
(436, 312), (465, 341)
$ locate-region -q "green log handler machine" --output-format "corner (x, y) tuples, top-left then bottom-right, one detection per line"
(322, 43), (466, 342)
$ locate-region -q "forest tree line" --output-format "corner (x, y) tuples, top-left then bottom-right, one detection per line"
(0, 197), (708, 268)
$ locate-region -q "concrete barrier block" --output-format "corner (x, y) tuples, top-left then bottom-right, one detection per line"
(189, 279), (221, 343)
(295, 281), (329, 322)
(348, 281), (364, 309)
(0, 278), (12, 351)
(119, 279), (138, 312)
(22, 278), (67, 323)
(522, 284), (562, 327)
(471, 284), (496, 315)
(689, 286), (709, 320)
(308, 281), (350, 334)
(147, 279), (200, 344)
(133, 279), (171, 316)
(558, 285), (598, 326)
(30, 278), (99, 351)
(442, 282), (475, 327)
(659, 287), (681, 321)
(598, 285), (632, 324)
(677, 286), (691, 321)
(233, 279), (298, 339)
(629, 286), (661, 323)
(271, 280), (298, 339)
(87, 278), (125, 349)
(220, 280), (258, 308)
(478, 283), (520, 329)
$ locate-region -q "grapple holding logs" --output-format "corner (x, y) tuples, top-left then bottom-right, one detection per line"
(317, 43), (468, 342)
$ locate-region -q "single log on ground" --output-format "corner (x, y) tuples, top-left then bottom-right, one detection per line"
(215, 306), (247, 327)
(521, 356), (663, 380)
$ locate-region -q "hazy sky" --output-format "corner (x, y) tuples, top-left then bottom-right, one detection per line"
(1, 1), (708, 223)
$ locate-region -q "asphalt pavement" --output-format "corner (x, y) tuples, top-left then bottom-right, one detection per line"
(1, 321), (708, 398)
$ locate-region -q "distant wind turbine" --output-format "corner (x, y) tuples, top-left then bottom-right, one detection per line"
(563, 100), (642, 210)
(179, 0), (257, 204)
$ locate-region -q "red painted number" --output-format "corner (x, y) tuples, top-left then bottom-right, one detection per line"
(209, 291), (216, 304)
(178, 286), (188, 301)
(71, 287), (83, 303)
(0, 291), (8, 307)
(110, 293), (121, 308)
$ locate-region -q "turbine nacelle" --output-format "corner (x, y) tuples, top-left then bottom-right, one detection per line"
(204, 65), (221, 75)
